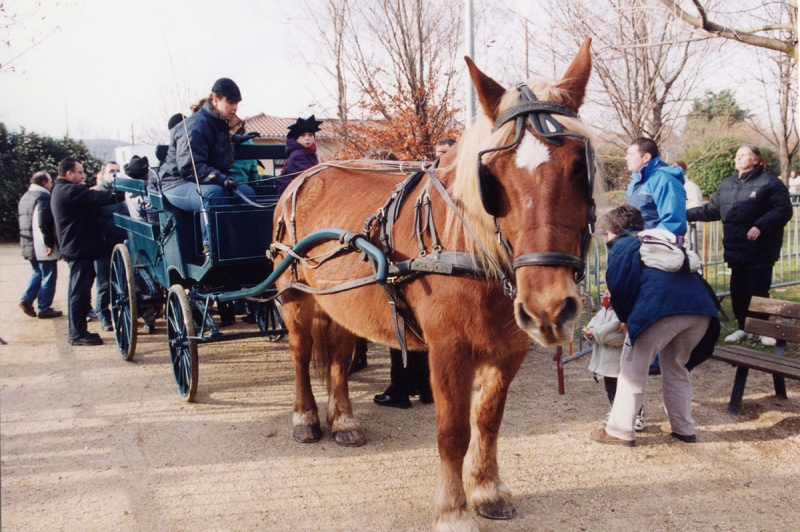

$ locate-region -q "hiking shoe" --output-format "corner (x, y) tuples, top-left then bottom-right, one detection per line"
(760, 336), (777, 347)
(19, 299), (36, 317)
(660, 421), (696, 443)
(724, 330), (748, 343)
(590, 428), (634, 447)
(37, 308), (63, 319)
(69, 335), (103, 346)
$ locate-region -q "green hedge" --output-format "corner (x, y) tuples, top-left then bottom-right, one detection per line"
(0, 123), (102, 242)
(680, 136), (742, 197)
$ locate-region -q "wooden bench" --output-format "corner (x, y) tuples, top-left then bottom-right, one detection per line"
(710, 296), (800, 414)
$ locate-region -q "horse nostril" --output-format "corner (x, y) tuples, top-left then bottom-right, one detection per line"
(515, 301), (536, 330)
(557, 297), (579, 325)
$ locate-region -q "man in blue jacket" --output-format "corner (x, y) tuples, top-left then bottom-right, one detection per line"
(626, 137), (688, 376)
(625, 137), (687, 241)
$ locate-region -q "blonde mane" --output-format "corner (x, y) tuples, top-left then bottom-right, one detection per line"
(440, 77), (596, 273)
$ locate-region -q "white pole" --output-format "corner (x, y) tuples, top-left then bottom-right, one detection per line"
(465, 0), (476, 123)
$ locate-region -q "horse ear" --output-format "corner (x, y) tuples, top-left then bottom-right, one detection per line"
(465, 56), (506, 122)
(556, 38), (592, 112)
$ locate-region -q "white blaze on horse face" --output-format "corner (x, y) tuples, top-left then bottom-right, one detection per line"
(515, 131), (551, 174)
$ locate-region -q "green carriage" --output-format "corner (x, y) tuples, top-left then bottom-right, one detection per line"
(109, 144), (287, 401)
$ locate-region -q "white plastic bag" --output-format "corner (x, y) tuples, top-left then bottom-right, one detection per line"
(638, 228), (701, 273)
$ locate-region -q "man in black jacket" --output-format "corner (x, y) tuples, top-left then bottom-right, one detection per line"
(687, 145), (793, 345)
(51, 157), (114, 346)
(18, 170), (63, 319)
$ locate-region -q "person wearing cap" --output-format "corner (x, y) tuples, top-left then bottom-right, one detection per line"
(123, 155), (157, 222)
(277, 115), (323, 196)
(158, 78), (258, 252)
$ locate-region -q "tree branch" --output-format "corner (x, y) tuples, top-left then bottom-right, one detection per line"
(657, 0), (797, 60)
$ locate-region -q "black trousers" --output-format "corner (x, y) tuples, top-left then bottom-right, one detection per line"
(94, 247), (113, 326)
(603, 376), (617, 404)
(67, 259), (96, 341)
(729, 263), (773, 330)
(388, 348), (431, 397)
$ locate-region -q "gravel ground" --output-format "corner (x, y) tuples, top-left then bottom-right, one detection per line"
(2, 243), (800, 532)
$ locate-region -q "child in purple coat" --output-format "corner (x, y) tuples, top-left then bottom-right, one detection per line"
(277, 115), (323, 196)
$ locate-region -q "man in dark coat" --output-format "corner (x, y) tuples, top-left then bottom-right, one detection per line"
(51, 157), (114, 346)
(687, 144), (793, 345)
(277, 115), (323, 196)
(18, 170), (63, 319)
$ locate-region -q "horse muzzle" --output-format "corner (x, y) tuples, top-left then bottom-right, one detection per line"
(513, 291), (580, 347)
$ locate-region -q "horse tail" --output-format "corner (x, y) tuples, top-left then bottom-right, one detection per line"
(310, 306), (333, 391)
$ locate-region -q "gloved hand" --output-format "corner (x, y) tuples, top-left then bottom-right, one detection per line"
(232, 131), (260, 145)
(223, 178), (238, 191)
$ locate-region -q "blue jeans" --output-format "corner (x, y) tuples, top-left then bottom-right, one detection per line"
(162, 182), (256, 245)
(94, 247), (113, 327)
(22, 259), (58, 313)
(67, 259), (96, 341)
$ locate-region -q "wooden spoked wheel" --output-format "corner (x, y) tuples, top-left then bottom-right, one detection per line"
(166, 285), (198, 402)
(110, 244), (138, 361)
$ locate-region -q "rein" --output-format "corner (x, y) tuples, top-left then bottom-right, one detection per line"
(477, 84), (596, 285)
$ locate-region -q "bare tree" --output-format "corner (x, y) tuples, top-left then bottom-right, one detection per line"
(657, 0), (797, 59)
(1, 1), (74, 72)
(294, 0), (351, 122)
(341, 0), (462, 157)
(748, 49), (798, 179)
(291, 0), (462, 158)
(540, 0), (710, 146)
(658, 0), (799, 178)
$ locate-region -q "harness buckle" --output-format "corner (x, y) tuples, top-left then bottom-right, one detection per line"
(503, 279), (517, 299)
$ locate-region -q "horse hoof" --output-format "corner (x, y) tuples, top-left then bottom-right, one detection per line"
(476, 501), (517, 520)
(293, 425), (323, 443)
(333, 430), (366, 447)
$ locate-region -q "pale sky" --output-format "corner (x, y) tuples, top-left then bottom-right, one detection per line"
(0, 0), (785, 147)
(1, 0), (323, 142)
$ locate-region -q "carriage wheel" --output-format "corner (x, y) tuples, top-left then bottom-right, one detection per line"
(110, 244), (138, 361)
(256, 298), (285, 342)
(166, 285), (198, 402)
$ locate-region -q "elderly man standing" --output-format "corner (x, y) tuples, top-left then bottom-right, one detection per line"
(18, 170), (63, 319)
(51, 157), (113, 346)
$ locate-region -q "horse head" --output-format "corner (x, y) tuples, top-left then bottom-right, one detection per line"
(457, 38), (594, 347)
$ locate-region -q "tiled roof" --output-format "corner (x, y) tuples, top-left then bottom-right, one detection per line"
(243, 113), (336, 140)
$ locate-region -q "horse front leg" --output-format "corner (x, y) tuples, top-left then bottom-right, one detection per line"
(324, 323), (365, 447)
(430, 344), (479, 532)
(463, 354), (526, 520)
(284, 293), (323, 443)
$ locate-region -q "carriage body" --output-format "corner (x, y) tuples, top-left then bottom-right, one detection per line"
(108, 143), (287, 400)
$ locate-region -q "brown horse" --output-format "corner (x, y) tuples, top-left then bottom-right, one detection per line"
(272, 39), (594, 532)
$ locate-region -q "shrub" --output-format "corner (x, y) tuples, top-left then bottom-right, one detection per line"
(0, 123), (102, 242)
(680, 136), (742, 197)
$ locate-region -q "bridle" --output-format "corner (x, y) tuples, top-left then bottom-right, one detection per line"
(476, 84), (596, 284)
